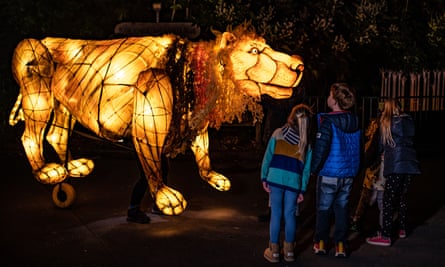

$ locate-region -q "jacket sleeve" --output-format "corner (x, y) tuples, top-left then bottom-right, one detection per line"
(310, 116), (332, 175)
(301, 147), (312, 193)
(261, 136), (276, 182)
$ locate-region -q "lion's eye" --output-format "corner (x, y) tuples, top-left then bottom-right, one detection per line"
(250, 48), (259, 54)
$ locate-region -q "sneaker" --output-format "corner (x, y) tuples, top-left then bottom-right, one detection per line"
(313, 240), (326, 255)
(366, 234), (391, 246)
(335, 241), (347, 258)
(127, 207), (150, 224)
(399, 229), (407, 239)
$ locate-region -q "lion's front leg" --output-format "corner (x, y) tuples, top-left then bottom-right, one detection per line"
(46, 103), (94, 178)
(190, 127), (231, 191)
(133, 69), (187, 215)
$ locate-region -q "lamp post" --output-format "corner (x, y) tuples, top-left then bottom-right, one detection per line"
(153, 2), (162, 23)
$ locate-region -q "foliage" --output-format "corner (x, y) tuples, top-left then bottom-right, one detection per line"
(189, 0), (445, 95)
(0, 0), (444, 128)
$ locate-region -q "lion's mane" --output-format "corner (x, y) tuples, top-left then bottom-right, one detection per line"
(163, 25), (264, 157)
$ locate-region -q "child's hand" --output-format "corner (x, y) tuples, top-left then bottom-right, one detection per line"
(262, 181), (271, 193)
(297, 193), (304, 203)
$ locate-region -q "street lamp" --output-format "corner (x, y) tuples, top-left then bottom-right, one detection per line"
(153, 2), (162, 23)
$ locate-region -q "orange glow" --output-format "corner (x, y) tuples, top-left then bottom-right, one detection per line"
(9, 25), (304, 214)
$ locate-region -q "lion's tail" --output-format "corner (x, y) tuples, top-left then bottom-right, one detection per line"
(9, 93), (24, 126)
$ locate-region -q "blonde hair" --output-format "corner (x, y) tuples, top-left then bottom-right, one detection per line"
(287, 103), (313, 158)
(380, 98), (401, 148)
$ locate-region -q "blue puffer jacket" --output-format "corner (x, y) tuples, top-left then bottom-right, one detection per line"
(311, 111), (362, 178)
(380, 113), (421, 176)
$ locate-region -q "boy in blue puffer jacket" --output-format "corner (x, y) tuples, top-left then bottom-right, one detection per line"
(311, 83), (362, 258)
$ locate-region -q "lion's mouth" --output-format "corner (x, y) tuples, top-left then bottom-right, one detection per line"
(259, 83), (294, 99)
(236, 80), (299, 99)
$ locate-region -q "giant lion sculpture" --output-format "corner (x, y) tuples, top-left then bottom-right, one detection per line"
(9, 25), (304, 215)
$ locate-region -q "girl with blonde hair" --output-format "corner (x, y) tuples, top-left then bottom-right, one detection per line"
(261, 103), (313, 263)
(366, 98), (421, 246)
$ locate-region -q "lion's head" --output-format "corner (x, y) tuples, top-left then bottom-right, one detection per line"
(219, 27), (304, 100)
(191, 25), (304, 130)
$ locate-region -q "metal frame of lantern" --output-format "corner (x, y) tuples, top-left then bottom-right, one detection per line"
(9, 25), (304, 215)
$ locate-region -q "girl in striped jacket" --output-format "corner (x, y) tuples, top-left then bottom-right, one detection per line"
(261, 103), (313, 263)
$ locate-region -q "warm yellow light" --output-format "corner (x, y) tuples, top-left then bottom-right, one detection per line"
(155, 186), (187, 216)
(65, 44), (82, 61)
(37, 163), (68, 184)
(113, 69), (127, 81)
(46, 134), (59, 145)
(67, 158), (95, 177)
(22, 137), (38, 153)
(9, 25), (304, 213)
(106, 55), (145, 83)
(191, 130), (231, 191)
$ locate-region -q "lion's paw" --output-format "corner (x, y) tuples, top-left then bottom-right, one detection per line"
(155, 186), (187, 215)
(35, 163), (69, 184)
(206, 171), (231, 191)
(67, 158), (94, 177)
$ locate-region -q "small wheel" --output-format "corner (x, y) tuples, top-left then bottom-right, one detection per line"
(52, 182), (76, 208)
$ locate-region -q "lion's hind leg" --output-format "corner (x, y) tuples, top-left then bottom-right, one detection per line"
(12, 38), (70, 184)
(19, 90), (70, 184)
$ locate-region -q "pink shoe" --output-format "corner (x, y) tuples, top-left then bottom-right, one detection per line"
(366, 234), (391, 246)
(399, 229), (407, 239)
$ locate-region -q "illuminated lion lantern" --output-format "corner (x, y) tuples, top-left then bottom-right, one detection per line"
(9, 25), (304, 215)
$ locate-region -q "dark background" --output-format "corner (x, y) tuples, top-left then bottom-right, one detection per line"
(1, 0), (444, 117)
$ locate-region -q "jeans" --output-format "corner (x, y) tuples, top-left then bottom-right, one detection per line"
(269, 186), (298, 244)
(314, 176), (353, 243)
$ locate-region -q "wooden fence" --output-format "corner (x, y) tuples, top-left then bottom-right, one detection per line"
(380, 70), (445, 112)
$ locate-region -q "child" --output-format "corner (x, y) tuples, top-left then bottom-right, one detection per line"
(261, 104), (313, 263)
(349, 117), (382, 232)
(366, 98), (421, 246)
(350, 154), (385, 232)
(311, 83), (361, 258)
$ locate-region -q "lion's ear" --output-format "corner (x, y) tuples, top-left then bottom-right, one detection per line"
(219, 32), (237, 49)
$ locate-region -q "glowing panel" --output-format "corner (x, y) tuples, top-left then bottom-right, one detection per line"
(9, 25), (304, 215)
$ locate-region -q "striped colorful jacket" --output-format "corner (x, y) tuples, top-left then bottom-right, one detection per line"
(261, 127), (312, 193)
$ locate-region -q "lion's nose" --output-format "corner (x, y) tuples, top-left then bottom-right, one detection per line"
(290, 55), (304, 74)
(296, 64), (304, 75)
(291, 62), (304, 75)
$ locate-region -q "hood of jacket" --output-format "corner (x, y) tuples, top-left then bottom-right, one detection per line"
(319, 111), (360, 133)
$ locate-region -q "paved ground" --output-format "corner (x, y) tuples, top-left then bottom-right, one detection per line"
(1, 126), (444, 267)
